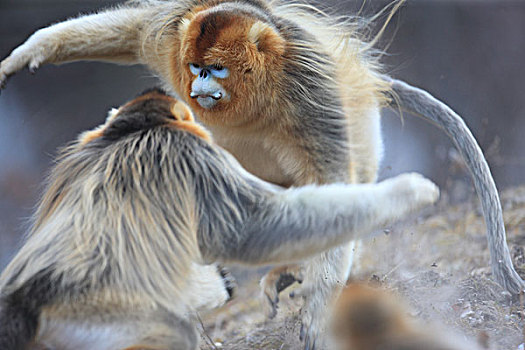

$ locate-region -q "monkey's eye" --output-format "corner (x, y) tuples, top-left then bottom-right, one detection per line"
(210, 65), (229, 79)
(189, 63), (201, 75)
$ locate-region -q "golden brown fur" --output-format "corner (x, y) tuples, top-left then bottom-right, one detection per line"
(332, 284), (481, 350)
(0, 89), (440, 349)
(0, 0), (521, 348)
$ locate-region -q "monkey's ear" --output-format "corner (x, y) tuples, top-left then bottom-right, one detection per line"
(171, 100), (194, 122)
(248, 21), (285, 56)
(179, 17), (191, 36)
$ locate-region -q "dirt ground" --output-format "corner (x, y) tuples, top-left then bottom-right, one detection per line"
(199, 185), (525, 350)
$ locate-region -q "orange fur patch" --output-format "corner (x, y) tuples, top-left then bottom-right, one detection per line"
(168, 99), (211, 140)
(170, 100), (194, 121)
(120, 91), (177, 111)
(79, 129), (104, 145)
(248, 21), (285, 56)
(333, 283), (411, 350)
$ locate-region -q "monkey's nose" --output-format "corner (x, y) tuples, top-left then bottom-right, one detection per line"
(199, 70), (209, 79)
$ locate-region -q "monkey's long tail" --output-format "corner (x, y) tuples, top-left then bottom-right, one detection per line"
(383, 76), (525, 295)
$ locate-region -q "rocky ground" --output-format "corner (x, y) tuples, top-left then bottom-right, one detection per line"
(198, 185), (525, 350)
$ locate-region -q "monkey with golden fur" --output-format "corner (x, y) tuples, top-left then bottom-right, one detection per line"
(332, 283), (482, 350)
(0, 89), (440, 350)
(0, 0), (521, 347)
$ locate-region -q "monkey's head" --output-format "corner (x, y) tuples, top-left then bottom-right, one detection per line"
(177, 3), (285, 126)
(80, 88), (211, 145)
(332, 283), (411, 349)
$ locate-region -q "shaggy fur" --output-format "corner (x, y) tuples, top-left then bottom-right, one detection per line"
(0, 90), (439, 349)
(0, 0), (521, 347)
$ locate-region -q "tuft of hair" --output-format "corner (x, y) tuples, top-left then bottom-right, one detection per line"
(272, 0), (404, 113)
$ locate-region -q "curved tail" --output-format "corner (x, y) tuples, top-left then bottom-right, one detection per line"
(383, 76), (524, 294)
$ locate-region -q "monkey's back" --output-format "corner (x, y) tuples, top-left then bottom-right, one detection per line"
(0, 125), (212, 320)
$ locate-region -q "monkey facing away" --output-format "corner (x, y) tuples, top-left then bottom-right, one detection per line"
(0, 0), (521, 347)
(0, 89), (439, 350)
(332, 283), (482, 350)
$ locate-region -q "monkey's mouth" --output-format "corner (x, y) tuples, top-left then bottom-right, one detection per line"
(190, 90), (228, 109)
(190, 91), (222, 100)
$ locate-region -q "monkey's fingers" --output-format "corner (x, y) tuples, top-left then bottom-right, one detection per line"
(385, 172), (440, 210)
(0, 32), (53, 90)
(0, 71), (8, 90)
(0, 55), (39, 91)
(0, 59), (13, 90)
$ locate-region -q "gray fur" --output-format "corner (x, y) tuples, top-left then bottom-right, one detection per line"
(0, 92), (438, 349)
(3, 1), (501, 348)
(385, 76), (524, 294)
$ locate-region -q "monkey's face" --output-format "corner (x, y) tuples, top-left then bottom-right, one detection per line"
(177, 5), (285, 126)
(80, 89), (211, 145)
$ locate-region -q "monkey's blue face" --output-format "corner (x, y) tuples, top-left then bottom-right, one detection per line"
(189, 63), (230, 109)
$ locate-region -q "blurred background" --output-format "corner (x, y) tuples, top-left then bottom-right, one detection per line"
(0, 0), (524, 268)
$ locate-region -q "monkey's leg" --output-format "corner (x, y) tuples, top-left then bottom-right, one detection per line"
(37, 306), (199, 350)
(0, 7), (153, 88)
(122, 314), (199, 350)
(262, 108), (383, 345)
(262, 244), (356, 350)
(347, 108), (383, 184)
(292, 108), (383, 349)
(295, 245), (355, 350)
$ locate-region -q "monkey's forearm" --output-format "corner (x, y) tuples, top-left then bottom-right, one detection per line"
(230, 173), (439, 266)
(49, 8), (152, 63)
(0, 7), (153, 85)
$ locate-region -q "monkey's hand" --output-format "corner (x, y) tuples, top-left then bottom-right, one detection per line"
(0, 29), (56, 89)
(260, 265), (304, 319)
(383, 172), (440, 212)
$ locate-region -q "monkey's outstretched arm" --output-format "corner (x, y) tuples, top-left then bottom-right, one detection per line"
(0, 6), (154, 87)
(385, 76), (525, 294)
(201, 172), (439, 266)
